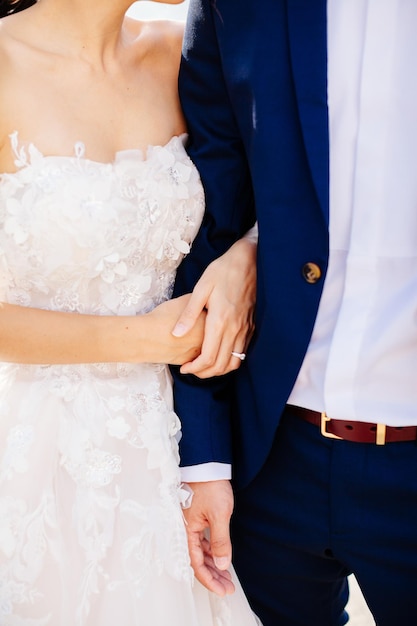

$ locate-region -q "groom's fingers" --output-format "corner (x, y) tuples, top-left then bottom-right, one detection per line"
(187, 534), (235, 596)
(183, 480), (235, 595)
(210, 517), (233, 572)
(203, 550), (235, 595)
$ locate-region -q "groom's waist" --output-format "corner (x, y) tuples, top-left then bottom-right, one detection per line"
(286, 405), (417, 445)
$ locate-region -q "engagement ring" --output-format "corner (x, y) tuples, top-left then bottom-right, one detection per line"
(231, 351), (246, 361)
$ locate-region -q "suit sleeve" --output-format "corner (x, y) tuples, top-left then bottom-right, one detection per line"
(172, 0), (256, 468)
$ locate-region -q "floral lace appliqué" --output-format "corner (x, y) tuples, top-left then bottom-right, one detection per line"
(0, 135), (256, 626)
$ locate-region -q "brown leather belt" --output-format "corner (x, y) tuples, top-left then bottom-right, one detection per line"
(287, 405), (417, 445)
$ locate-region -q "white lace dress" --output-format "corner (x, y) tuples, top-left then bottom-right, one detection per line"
(0, 133), (260, 626)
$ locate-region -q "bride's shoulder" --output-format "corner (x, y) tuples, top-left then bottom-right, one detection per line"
(0, 7), (27, 42)
(126, 16), (184, 60)
(0, 12), (36, 158)
(0, 11), (31, 68)
(0, 18), (17, 145)
(0, 13), (12, 51)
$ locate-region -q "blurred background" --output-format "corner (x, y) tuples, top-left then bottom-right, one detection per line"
(127, 1), (189, 21)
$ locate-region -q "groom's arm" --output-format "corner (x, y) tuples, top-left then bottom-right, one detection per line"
(173, 0), (255, 465)
(173, 0), (255, 464)
(171, 0), (256, 595)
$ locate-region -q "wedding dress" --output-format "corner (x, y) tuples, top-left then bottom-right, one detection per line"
(0, 132), (260, 626)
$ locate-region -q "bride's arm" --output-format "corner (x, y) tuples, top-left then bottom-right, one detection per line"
(0, 295), (205, 365)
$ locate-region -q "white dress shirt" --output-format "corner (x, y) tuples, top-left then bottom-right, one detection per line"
(182, 0), (417, 483)
(289, 0), (417, 426)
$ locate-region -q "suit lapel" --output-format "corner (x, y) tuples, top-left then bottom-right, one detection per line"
(287, 0), (329, 222)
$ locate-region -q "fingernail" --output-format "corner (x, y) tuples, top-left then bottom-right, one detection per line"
(214, 556), (230, 570)
(172, 323), (187, 337)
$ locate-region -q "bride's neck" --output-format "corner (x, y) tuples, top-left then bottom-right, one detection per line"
(18, 0), (136, 65)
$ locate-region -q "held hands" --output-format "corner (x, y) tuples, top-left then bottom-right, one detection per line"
(183, 480), (235, 596)
(172, 237), (257, 378)
(143, 294), (206, 365)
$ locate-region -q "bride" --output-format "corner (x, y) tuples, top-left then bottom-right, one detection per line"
(0, 1), (259, 624)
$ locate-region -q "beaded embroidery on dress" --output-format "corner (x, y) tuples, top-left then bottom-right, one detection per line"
(0, 134), (260, 626)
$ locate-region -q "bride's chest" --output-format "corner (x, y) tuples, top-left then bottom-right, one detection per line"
(0, 139), (205, 272)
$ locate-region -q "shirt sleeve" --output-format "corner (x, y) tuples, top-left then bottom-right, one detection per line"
(180, 462), (232, 483)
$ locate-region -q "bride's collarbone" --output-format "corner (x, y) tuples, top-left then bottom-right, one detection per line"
(1, 82), (185, 164)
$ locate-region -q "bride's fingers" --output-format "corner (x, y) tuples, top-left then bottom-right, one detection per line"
(172, 284), (210, 338)
(179, 314), (222, 375)
(181, 319), (253, 378)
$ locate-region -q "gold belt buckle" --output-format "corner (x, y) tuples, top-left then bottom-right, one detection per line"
(320, 412), (387, 445)
(375, 423), (386, 445)
(320, 412), (342, 440)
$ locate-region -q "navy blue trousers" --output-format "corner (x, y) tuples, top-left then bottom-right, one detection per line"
(231, 407), (417, 625)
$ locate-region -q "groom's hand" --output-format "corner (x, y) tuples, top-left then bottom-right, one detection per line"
(183, 480), (235, 596)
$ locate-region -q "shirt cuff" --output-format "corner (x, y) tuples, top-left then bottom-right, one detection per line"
(243, 222), (258, 244)
(180, 462), (232, 483)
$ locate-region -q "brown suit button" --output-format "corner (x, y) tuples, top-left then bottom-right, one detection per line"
(302, 262), (322, 284)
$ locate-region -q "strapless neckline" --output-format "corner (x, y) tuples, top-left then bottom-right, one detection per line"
(1, 131), (189, 178)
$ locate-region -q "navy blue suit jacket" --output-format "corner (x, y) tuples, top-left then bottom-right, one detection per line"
(173, 0), (330, 489)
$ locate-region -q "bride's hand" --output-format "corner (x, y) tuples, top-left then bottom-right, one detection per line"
(142, 294), (206, 365)
(172, 236), (257, 378)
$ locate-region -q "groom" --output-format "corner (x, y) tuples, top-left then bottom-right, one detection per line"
(172, 1), (417, 624)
